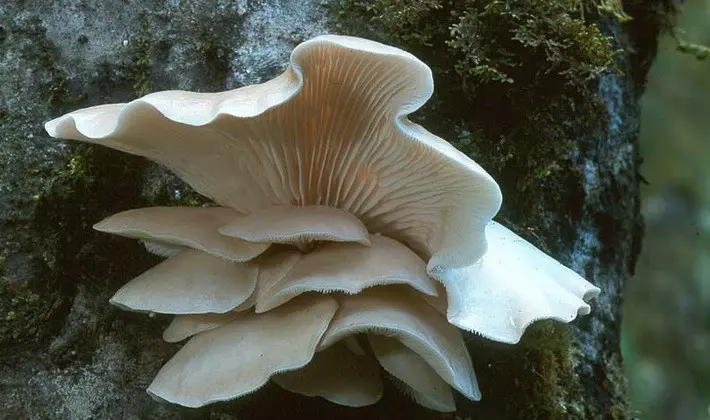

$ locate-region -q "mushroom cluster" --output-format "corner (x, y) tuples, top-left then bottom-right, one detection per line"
(44, 35), (599, 412)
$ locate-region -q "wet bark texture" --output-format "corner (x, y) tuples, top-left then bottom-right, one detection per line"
(0, 1), (661, 419)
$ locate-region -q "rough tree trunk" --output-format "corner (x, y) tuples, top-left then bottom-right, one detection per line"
(0, 1), (670, 419)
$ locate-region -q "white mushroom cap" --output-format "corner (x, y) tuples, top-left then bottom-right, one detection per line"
(219, 205), (371, 250)
(254, 234), (438, 313)
(147, 294), (338, 407)
(109, 249), (258, 314)
(368, 334), (457, 412)
(94, 207), (269, 262)
(431, 221), (601, 344)
(163, 313), (242, 343)
(45, 34), (502, 276)
(319, 288), (480, 401)
(272, 342), (383, 407)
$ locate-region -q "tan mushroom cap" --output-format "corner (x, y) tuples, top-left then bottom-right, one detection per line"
(219, 205), (371, 250)
(253, 235), (438, 313)
(273, 342), (383, 407)
(109, 249), (258, 314)
(45, 34), (502, 275)
(369, 334), (457, 412)
(163, 312), (242, 343)
(431, 221), (601, 344)
(319, 288), (480, 401)
(148, 294), (338, 407)
(94, 207), (269, 262)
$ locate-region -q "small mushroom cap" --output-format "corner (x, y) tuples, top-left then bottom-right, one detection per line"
(109, 249), (258, 314)
(319, 288), (479, 401)
(163, 313), (243, 343)
(369, 334), (457, 412)
(272, 342), (383, 407)
(94, 207), (269, 262)
(219, 205), (371, 247)
(254, 234), (438, 313)
(46, 34), (501, 276)
(431, 221), (602, 344)
(147, 294), (338, 408)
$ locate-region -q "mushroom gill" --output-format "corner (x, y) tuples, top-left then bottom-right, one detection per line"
(44, 34), (600, 412)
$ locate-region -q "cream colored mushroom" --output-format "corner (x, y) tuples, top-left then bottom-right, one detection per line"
(272, 342), (383, 407)
(109, 249), (258, 314)
(94, 206), (269, 262)
(44, 34), (600, 412)
(148, 294), (338, 407)
(319, 288), (480, 407)
(162, 312), (242, 343)
(430, 221), (601, 344)
(253, 234), (439, 313)
(219, 204), (371, 252)
(369, 334), (457, 412)
(44, 34), (503, 275)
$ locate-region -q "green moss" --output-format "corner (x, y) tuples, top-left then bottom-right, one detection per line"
(196, 32), (231, 92)
(32, 141), (207, 295)
(34, 142), (151, 284)
(330, 0), (445, 47)
(448, 0), (616, 93)
(329, 0), (615, 199)
(675, 37), (710, 61)
(0, 279), (62, 346)
(454, 321), (583, 419)
(129, 18), (158, 97)
(594, 0), (633, 23)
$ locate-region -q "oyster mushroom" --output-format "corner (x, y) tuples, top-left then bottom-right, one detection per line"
(94, 206), (269, 262)
(148, 294), (339, 407)
(432, 221), (600, 344)
(318, 288), (480, 403)
(44, 34), (600, 412)
(272, 341), (384, 407)
(109, 249), (258, 314)
(252, 234), (438, 313)
(44, 35), (502, 273)
(369, 335), (456, 412)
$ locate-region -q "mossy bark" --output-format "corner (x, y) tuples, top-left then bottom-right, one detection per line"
(0, 1), (669, 418)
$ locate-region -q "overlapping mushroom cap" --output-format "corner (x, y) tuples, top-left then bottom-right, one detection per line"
(44, 34), (600, 412)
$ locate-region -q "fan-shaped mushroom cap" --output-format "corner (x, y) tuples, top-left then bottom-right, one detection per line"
(109, 249), (258, 314)
(431, 221), (601, 344)
(319, 288), (480, 401)
(272, 342), (383, 407)
(219, 205), (371, 250)
(254, 234), (438, 313)
(369, 334), (457, 412)
(45, 34), (502, 277)
(94, 207), (269, 262)
(147, 294), (338, 407)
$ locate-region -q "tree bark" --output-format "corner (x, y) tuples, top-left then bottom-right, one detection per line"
(0, 1), (665, 418)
